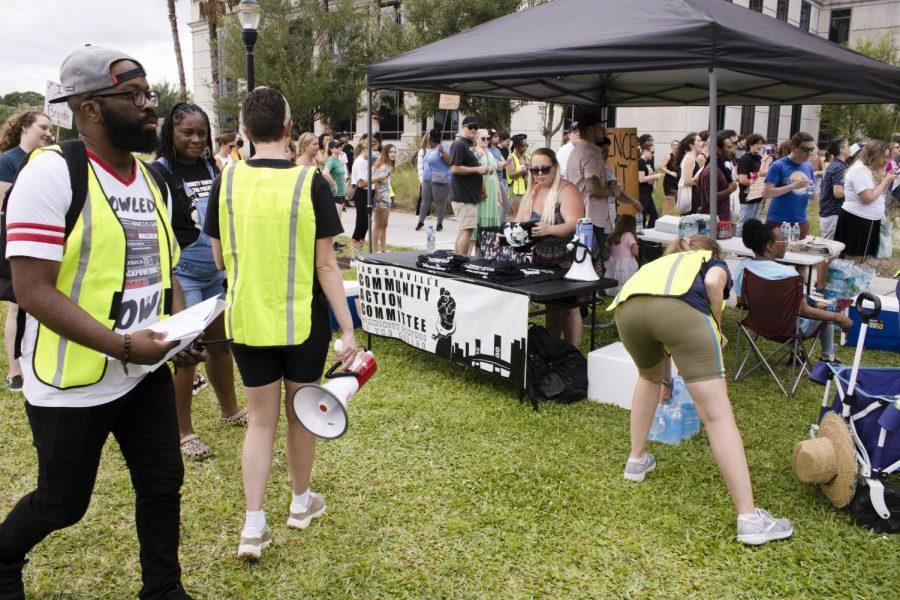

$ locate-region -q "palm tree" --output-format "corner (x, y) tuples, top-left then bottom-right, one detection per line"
(199, 0), (228, 103)
(167, 0), (189, 100)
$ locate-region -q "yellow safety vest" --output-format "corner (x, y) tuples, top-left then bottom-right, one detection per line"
(607, 250), (713, 311)
(32, 148), (178, 389)
(510, 152), (530, 195)
(219, 162), (317, 346)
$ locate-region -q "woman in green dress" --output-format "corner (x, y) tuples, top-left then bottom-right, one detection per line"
(472, 128), (503, 249)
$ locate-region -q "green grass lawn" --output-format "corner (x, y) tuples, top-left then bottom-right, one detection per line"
(2, 302), (897, 598)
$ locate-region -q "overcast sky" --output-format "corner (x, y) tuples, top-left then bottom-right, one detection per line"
(0, 0), (194, 96)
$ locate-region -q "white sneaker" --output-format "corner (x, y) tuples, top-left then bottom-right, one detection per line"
(237, 525), (272, 560)
(623, 453), (656, 482)
(736, 508), (793, 546)
(287, 492), (327, 530)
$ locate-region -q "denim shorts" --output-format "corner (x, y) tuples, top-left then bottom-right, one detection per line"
(174, 261), (226, 308)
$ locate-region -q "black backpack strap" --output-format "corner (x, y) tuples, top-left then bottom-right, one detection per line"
(10, 140), (89, 357)
(141, 159), (171, 213)
(59, 139), (89, 236)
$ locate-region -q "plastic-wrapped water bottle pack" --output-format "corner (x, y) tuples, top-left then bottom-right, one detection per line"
(823, 259), (874, 300)
(648, 376), (702, 446)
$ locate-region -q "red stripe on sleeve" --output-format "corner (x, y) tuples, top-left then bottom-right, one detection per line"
(7, 222), (66, 233)
(7, 233), (65, 245)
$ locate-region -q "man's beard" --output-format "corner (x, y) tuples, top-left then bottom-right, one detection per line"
(99, 104), (158, 153)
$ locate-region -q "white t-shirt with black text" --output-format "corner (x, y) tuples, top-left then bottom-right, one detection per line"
(5, 150), (166, 408)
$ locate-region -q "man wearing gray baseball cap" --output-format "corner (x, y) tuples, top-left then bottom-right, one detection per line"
(0, 45), (200, 600)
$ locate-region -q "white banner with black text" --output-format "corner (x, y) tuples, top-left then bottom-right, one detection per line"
(357, 262), (528, 386)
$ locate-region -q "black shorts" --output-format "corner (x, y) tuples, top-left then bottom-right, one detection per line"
(835, 208), (880, 258)
(230, 305), (331, 387)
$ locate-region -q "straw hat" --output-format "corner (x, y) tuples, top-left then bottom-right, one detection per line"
(792, 412), (857, 508)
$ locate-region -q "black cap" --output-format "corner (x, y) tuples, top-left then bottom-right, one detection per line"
(571, 111), (603, 132)
(462, 115), (479, 128)
(328, 140), (342, 150)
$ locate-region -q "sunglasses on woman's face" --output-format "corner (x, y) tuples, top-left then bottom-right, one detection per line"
(479, 136), (489, 141)
(529, 166), (552, 175)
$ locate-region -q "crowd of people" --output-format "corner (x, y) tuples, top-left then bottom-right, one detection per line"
(0, 40), (896, 598)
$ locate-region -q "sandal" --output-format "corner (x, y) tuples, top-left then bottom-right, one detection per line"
(220, 408), (249, 427)
(180, 434), (213, 461)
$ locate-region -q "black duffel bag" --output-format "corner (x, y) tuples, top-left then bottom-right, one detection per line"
(525, 325), (587, 404)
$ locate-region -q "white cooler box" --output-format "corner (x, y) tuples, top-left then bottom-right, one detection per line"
(587, 342), (678, 410)
(654, 215), (681, 235)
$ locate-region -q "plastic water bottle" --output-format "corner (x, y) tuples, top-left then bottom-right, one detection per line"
(781, 221), (791, 242)
(426, 225), (436, 251)
(791, 222), (801, 243)
(635, 212), (644, 234)
(649, 413), (666, 438)
(576, 218), (594, 249)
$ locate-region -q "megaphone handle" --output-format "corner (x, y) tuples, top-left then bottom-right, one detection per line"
(325, 361), (358, 379)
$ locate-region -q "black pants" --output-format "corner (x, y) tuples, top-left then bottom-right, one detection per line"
(639, 193), (659, 229)
(351, 187), (370, 242)
(0, 367), (184, 599)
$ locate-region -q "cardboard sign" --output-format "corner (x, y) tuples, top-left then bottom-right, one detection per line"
(43, 80), (73, 129)
(606, 127), (639, 217)
(438, 94), (461, 110)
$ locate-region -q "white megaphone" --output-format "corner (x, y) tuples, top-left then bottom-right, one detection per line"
(292, 341), (377, 440)
(564, 217), (599, 282)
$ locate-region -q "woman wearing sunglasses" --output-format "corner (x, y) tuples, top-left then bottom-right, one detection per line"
(515, 148), (587, 345)
(472, 129), (502, 251)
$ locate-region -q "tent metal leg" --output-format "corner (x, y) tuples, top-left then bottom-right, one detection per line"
(708, 67), (718, 235)
(367, 88), (373, 255)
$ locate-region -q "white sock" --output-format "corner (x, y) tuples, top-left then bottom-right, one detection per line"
(244, 510), (266, 532)
(292, 489), (310, 511)
(738, 510), (760, 521)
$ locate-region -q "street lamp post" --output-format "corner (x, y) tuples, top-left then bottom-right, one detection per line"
(237, 0), (262, 91)
(237, 0), (262, 156)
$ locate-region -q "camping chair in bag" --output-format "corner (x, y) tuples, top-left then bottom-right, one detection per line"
(733, 270), (824, 397)
(808, 294), (900, 532)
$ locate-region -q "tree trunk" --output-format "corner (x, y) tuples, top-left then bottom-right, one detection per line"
(208, 18), (220, 104)
(167, 0), (188, 101)
(541, 102), (564, 147)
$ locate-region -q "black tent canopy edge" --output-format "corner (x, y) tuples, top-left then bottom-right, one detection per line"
(366, 0), (900, 107)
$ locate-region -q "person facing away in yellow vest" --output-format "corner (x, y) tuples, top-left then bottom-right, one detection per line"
(505, 134), (531, 220)
(609, 235), (794, 546)
(0, 46), (204, 598)
(206, 86), (358, 561)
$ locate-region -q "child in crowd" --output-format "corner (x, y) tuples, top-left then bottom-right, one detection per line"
(371, 143), (397, 252)
(603, 214), (639, 295)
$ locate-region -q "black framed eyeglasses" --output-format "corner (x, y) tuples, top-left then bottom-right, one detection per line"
(529, 166), (552, 175)
(464, 124), (479, 130)
(89, 89), (160, 108)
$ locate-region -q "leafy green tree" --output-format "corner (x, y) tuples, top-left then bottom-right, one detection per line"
(218, 0), (371, 133)
(154, 80), (188, 119)
(820, 35), (899, 141)
(0, 91), (44, 108)
(384, 0), (545, 130)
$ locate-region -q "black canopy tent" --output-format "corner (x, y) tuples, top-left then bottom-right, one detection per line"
(361, 0), (900, 241)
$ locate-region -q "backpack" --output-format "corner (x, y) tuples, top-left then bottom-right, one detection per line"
(525, 325), (588, 405)
(0, 139), (169, 303)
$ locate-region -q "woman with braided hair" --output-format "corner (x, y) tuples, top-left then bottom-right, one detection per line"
(149, 102), (245, 461)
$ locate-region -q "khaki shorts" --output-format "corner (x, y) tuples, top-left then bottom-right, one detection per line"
(452, 201), (478, 230)
(615, 296), (725, 384)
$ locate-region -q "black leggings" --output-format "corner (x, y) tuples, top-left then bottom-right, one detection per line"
(352, 187), (370, 242)
(639, 193), (659, 229)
